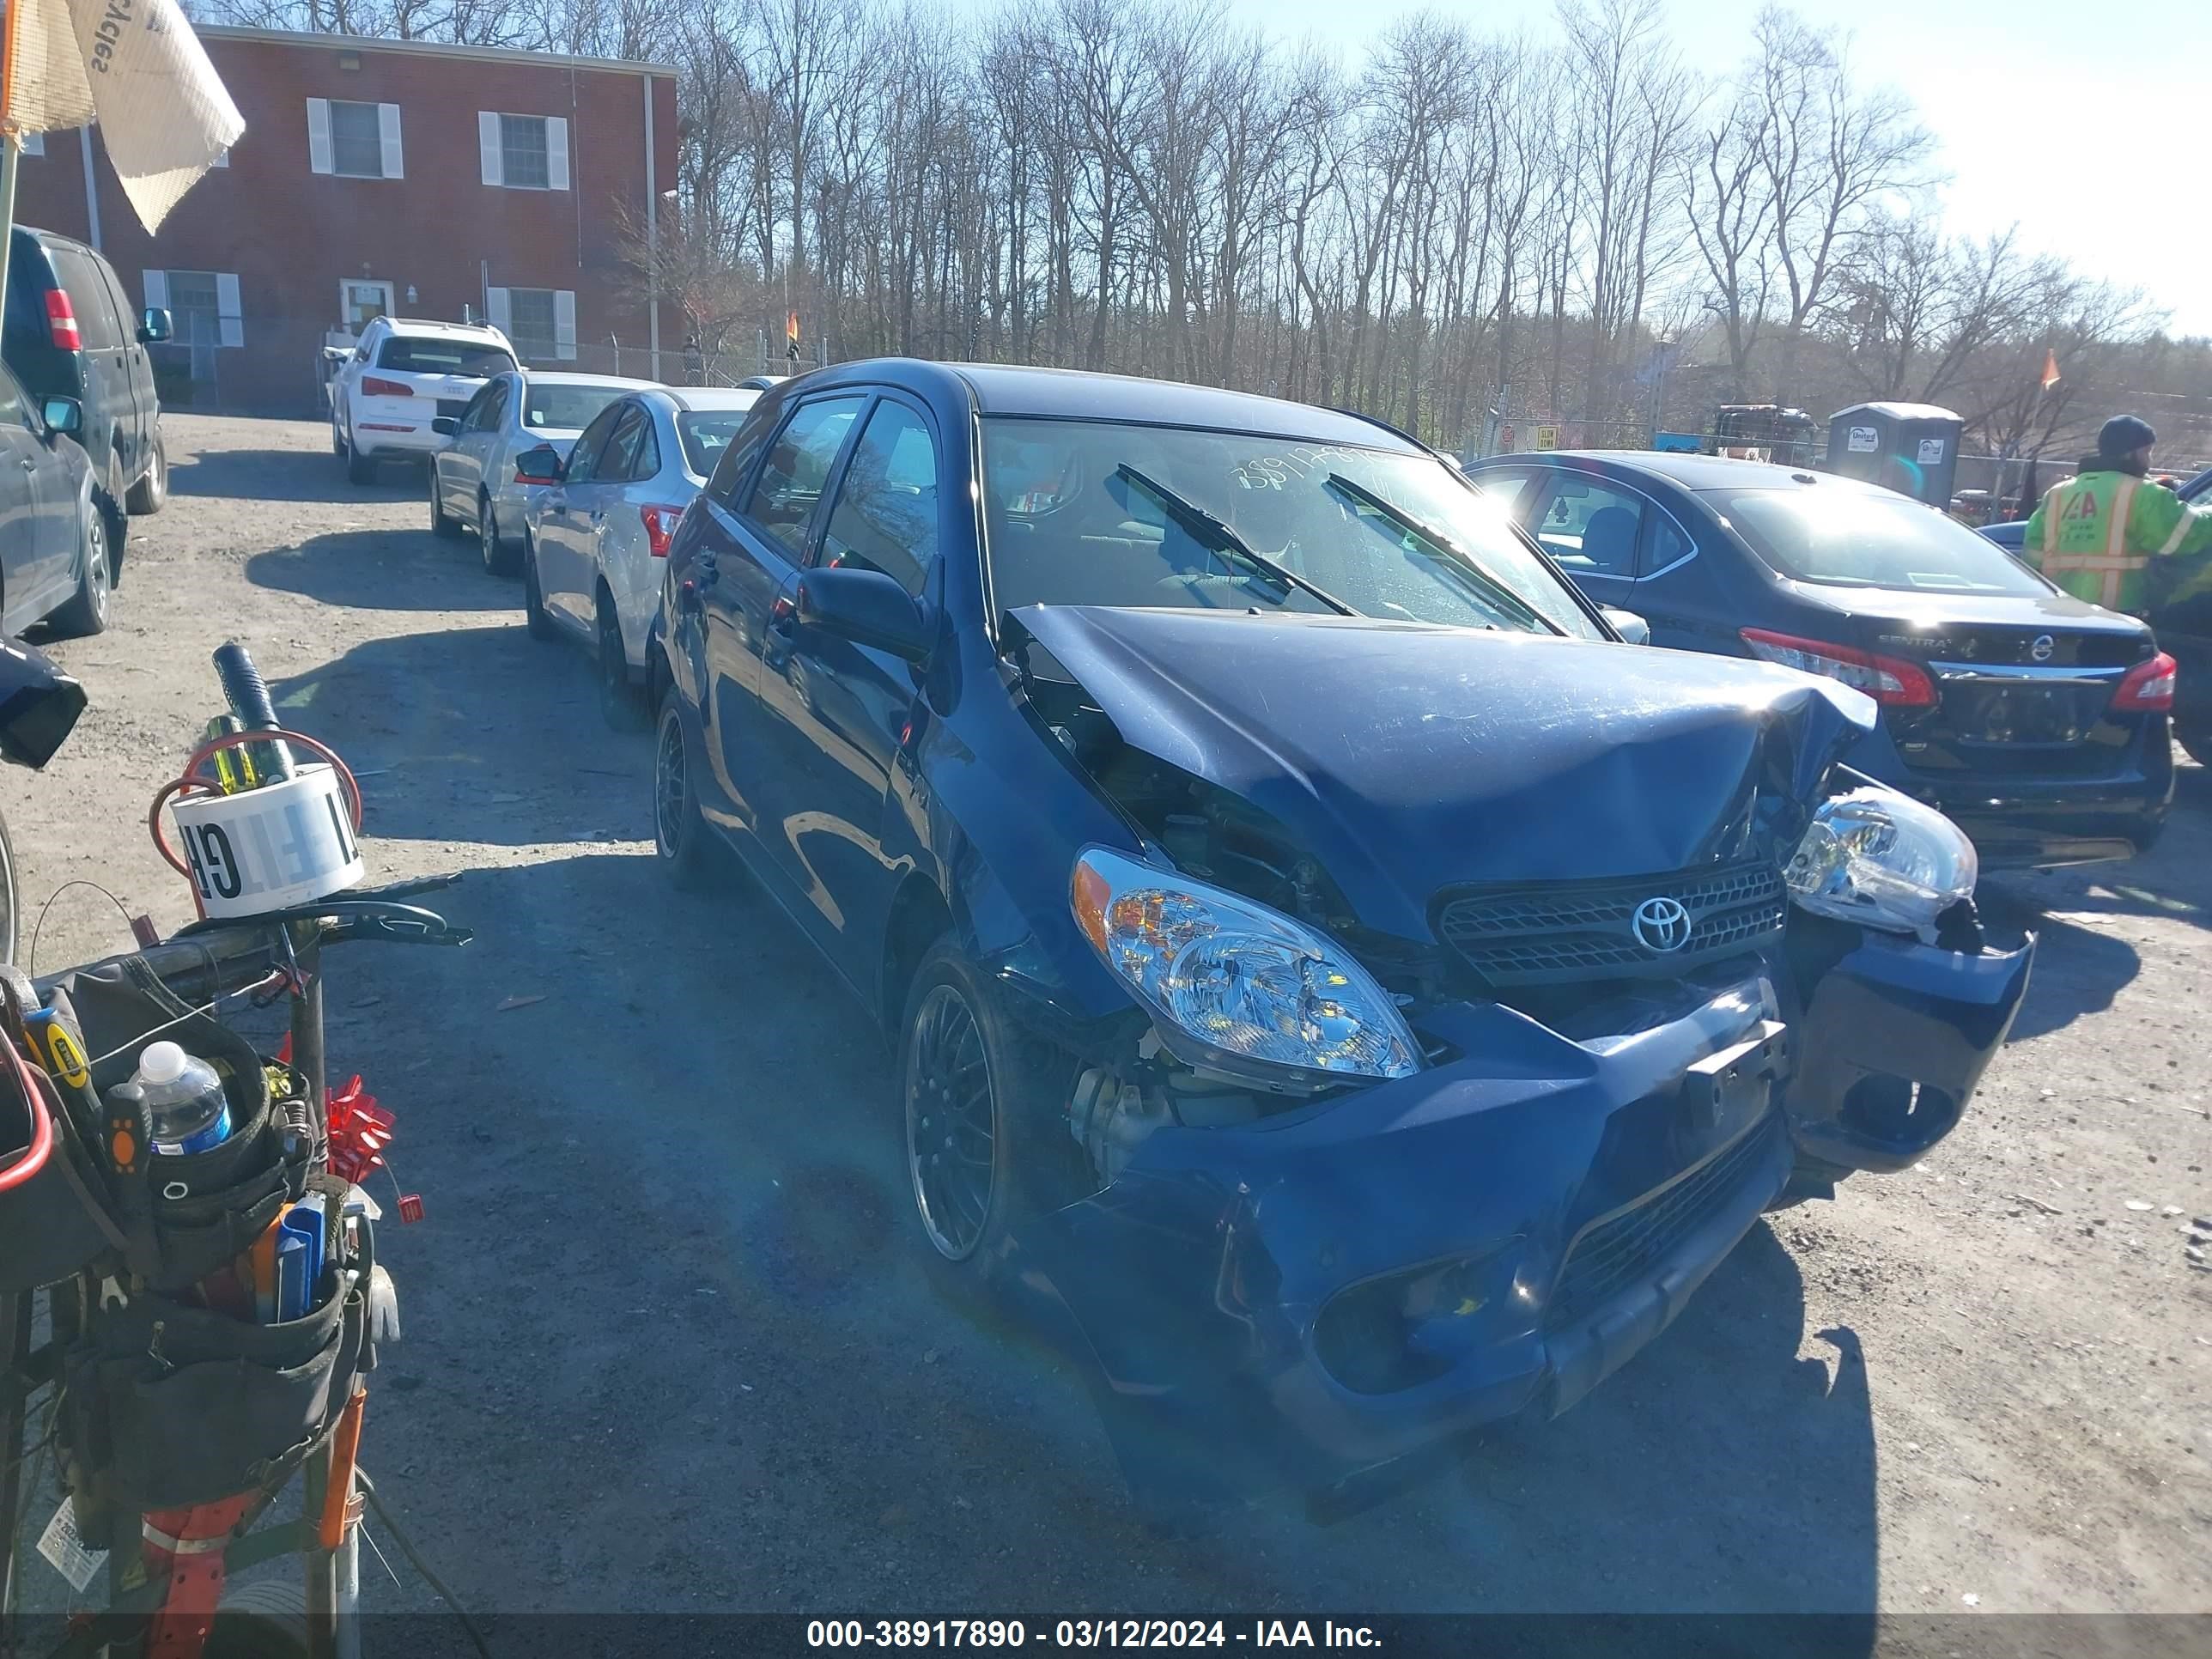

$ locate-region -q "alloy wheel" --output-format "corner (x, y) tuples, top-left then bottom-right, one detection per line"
(653, 705), (688, 860)
(905, 984), (999, 1261)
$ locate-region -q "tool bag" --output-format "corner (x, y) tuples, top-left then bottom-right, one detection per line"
(63, 1240), (371, 1514)
(40, 956), (313, 1293)
(0, 1046), (125, 1293)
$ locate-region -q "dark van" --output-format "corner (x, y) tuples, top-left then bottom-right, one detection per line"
(3, 226), (173, 518)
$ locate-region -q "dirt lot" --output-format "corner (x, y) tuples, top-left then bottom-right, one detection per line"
(10, 414), (2210, 1624)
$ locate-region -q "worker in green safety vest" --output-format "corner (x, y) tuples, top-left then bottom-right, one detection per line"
(2021, 415), (2212, 614)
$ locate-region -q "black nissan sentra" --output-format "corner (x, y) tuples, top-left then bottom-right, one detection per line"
(646, 362), (2033, 1506)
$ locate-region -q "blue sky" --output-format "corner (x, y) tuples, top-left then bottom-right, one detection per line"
(1040, 0), (2204, 337)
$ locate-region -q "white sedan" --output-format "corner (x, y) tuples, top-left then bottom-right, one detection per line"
(428, 369), (653, 574)
(516, 386), (759, 724)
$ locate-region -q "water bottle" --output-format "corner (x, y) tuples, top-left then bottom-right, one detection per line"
(131, 1041), (233, 1156)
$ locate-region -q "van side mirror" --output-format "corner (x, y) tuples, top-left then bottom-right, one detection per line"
(514, 444), (563, 485)
(1601, 608), (1651, 646)
(40, 398), (82, 437)
(796, 565), (932, 662)
(138, 307), (173, 344)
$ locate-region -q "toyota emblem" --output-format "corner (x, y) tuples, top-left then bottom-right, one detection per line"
(2030, 634), (2056, 663)
(1632, 896), (1692, 952)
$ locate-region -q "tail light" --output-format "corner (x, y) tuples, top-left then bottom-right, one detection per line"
(44, 290), (81, 352)
(1740, 628), (1936, 708)
(640, 504), (684, 557)
(360, 375), (414, 398)
(2112, 651), (2177, 713)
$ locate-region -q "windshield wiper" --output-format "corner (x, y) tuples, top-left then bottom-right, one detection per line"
(1115, 464), (1356, 617)
(1322, 472), (1564, 636)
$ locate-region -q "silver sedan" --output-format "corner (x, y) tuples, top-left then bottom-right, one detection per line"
(518, 386), (760, 723)
(429, 369), (653, 574)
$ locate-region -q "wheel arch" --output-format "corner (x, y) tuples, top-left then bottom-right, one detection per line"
(879, 872), (957, 1030)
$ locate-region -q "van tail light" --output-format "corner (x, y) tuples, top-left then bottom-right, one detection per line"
(1740, 627), (1936, 708)
(640, 504), (684, 557)
(361, 376), (414, 398)
(2112, 651), (2177, 713)
(44, 290), (81, 352)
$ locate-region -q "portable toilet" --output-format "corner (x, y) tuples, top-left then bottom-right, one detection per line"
(1826, 402), (1964, 507)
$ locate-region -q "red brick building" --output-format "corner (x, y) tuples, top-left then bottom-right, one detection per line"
(14, 26), (679, 411)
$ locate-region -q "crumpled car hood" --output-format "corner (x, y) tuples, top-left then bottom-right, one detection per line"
(1017, 605), (1876, 940)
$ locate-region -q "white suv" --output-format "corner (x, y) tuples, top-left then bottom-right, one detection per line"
(331, 317), (518, 483)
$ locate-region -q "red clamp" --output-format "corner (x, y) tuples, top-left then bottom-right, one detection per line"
(140, 1492), (259, 1659)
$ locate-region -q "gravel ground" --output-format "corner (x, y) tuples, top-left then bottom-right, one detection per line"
(9, 414), (2209, 1625)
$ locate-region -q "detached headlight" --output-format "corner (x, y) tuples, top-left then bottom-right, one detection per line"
(1784, 787), (1978, 943)
(1071, 847), (1419, 1087)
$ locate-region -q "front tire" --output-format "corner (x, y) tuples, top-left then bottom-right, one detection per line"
(521, 530), (555, 640)
(899, 939), (1069, 1279)
(429, 469), (463, 539)
(50, 489), (112, 637)
(125, 426), (167, 514)
(653, 688), (715, 889)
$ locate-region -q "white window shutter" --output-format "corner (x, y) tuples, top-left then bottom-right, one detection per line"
(216, 275), (244, 347)
(546, 117), (569, 191)
(379, 104), (404, 180)
(554, 291), (577, 361)
(478, 112), (502, 187)
(307, 99), (333, 174)
(486, 287), (512, 337)
(142, 271), (169, 310)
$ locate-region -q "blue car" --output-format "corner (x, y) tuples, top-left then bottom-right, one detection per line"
(648, 362), (2033, 1504)
(1984, 467), (2212, 766)
(1467, 451), (2174, 869)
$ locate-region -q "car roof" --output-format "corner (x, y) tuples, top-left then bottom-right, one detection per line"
(377, 316), (510, 342)
(659, 387), (762, 412)
(799, 358), (1422, 452)
(515, 371), (654, 390)
(1480, 448), (1896, 496)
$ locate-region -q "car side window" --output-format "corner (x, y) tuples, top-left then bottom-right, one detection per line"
(565, 403), (624, 482)
(1533, 477), (1646, 578)
(1646, 512), (1693, 574)
(705, 406), (775, 508)
(591, 405), (647, 484)
(629, 416), (662, 483)
(462, 381), (500, 432)
(1472, 468), (1540, 516)
(55, 249), (122, 351)
(818, 400), (939, 593)
(0, 373), (26, 428)
(741, 396), (866, 559)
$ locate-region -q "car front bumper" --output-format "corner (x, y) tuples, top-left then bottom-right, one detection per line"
(1007, 923), (2033, 1499)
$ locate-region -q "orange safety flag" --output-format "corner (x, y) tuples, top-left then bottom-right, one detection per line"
(2040, 348), (2062, 391)
(786, 310), (800, 344)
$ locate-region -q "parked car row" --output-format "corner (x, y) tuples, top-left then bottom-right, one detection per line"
(0, 223), (177, 639)
(494, 359), (2033, 1506)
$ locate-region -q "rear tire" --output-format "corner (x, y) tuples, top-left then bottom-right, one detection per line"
(346, 424), (376, 485)
(653, 688), (715, 889)
(50, 489), (112, 637)
(125, 426), (167, 514)
(2179, 725), (2212, 768)
(522, 529), (555, 641)
(599, 588), (647, 731)
(481, 493), (519, 576)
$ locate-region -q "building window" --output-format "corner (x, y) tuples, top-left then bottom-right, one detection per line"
(477, 112), (568, 191)
(307, 99), (403, 179)
(146, 270), (243, 385)
(485, 286), (576, 362)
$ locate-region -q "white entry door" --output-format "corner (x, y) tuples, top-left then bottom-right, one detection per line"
(340, 279), (395, 333)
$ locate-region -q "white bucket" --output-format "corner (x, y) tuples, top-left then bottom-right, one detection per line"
(169, 763), (365, 919)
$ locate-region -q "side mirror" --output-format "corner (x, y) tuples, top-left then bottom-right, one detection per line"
(514, 443), (563, 485)
(39, 397), (82, 437)
(431, 416), (460, 437)
(1601, 607), (1651, 646)
(138, 307), (173, 344)
(796, 564), (932, 663)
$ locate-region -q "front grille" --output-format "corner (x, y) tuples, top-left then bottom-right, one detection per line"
(1547, 1119), (1778, 1332)
(1435, 860), (1786, 988)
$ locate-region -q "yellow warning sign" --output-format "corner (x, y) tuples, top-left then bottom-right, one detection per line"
(1534, 425), (1561, 452)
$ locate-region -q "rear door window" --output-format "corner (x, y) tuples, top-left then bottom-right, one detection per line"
(52, 248), (123, 350)
(819, 399), (939, 593)
(741, 396), (866, 559)
(564, 402), (624, 482)
(1531, 477), (1647, 577)
(587, 405), (648, 483)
